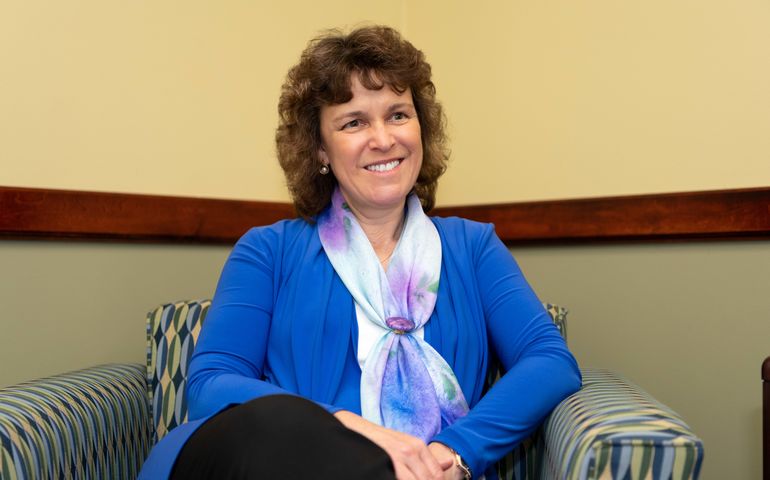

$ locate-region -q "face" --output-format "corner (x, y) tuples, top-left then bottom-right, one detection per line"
(319, 74), (423, 217)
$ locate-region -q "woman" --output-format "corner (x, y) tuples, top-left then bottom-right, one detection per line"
(140, 25), (580, 480)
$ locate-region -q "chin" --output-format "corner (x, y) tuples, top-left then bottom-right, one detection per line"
(374, 186), (415, 204)
(355, 192), (406, 212)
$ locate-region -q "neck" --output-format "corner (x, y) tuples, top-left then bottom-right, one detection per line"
(345, 199), (406, 268)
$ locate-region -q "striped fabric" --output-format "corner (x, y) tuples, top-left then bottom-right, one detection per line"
(145, 300), (210, 444)
(0, 363), (151, 479)
(541, 369), (704, 479)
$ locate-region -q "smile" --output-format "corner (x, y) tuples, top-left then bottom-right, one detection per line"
(365, 159), (402, 173)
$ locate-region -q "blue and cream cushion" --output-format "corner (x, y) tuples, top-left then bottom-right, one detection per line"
(0, 364), (151, 479)
(145, 299), (210, 444)
(542, 369), (703, 479)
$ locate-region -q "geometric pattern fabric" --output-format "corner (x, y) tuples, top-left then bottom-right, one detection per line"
(145, 299), (209, 445)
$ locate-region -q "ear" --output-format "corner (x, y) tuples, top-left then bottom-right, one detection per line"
(318, 146), (329, 165)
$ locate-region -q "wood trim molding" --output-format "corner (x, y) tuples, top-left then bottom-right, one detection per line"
(0, 186), (294, 243)
(433, 187), (770, 244)
(1, 185), (768, 244)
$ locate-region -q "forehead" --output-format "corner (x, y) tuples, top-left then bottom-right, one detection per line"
(324, 75), (413, 113)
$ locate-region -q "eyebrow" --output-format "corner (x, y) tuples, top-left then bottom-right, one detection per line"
(331, 102), (416, 123)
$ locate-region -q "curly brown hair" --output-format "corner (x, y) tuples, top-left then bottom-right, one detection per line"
(276, 25), (449, 219)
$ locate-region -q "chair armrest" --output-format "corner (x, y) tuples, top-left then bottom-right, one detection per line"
(0, 363), (152, 479)
(542, 369), (704, 480)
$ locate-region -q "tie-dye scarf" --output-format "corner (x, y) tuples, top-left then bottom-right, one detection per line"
(318, 187), (468, 441)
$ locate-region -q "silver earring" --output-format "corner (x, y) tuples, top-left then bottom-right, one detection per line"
(320, 164), (330, 175)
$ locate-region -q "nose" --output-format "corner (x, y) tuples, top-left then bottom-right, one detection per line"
(368, 122), (395, 151)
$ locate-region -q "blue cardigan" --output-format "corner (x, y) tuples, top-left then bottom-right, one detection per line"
(140, 216), (581, 479)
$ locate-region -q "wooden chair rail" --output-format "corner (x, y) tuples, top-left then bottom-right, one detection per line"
(1, 185), (769, 245)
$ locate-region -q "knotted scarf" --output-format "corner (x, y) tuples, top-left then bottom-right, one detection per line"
(318, 187), (468, 441)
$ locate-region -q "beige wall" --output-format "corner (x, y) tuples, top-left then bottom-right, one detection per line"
(2, 1), (768, 203)
(0, 1), (404, 201)
(408, 1), (770, 205)
(1, 2), (768, 479)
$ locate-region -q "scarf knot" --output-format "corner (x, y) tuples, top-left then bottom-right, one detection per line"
(386, 316), (414, 334)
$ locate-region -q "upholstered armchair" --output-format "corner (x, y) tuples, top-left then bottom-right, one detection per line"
(0, 301), (704, 479)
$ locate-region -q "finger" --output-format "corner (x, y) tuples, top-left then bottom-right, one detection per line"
(387, 440), (426, 480)
(403, 458), (433, 480)
(400, 445), (442, 480)
(393, 461), (418, 480)
(437, 456), (454, 471)
(426, 442), (455, 472)
(418, 446), (445, 479)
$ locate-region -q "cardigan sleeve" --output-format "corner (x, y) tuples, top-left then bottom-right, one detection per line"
(431, 224), (581, 477)
(185, 225), (340, 420)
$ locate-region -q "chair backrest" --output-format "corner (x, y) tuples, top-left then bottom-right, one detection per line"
(146, 300), (568, 479)
(146, 300), (210, 444)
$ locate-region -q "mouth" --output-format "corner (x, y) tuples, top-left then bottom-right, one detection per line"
(364, 158), (403, 173)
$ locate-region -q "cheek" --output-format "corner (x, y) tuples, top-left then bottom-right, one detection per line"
(330, 136), (365, 160)
(410, 124), (423, 151)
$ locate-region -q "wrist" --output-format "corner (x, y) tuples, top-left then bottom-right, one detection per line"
(333, 410), (364, 429)
(441, 444), (472, 479)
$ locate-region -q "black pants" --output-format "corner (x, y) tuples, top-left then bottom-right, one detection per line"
(170, 395), (396, 479)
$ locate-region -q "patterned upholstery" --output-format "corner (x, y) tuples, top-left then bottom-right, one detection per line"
(0, 300), (704, 479)
(542, 369), (703, 479)
(483, 304), (703, 479)
(0, 363), (151, 479)
(544, 303), (568, 341)
(145, 300), (210, 444)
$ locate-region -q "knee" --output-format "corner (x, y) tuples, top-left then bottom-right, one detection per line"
(174, 395), (394, 480)
(238, 394), (328, 430)
(204, 395), (330, 446)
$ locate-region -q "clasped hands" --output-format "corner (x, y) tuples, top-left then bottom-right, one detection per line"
(334, 410), (466, 480)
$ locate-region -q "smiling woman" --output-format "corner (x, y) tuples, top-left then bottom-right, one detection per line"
(138, 25), (581, 480)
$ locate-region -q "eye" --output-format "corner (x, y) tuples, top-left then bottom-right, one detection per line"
(390, 112), (409, 122)
(341, 119), (363, 130)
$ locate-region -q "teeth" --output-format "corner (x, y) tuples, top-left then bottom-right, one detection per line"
(366, 160), (400, 172)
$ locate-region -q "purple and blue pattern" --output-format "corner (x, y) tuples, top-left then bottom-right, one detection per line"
(318, 188), (468, 442)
